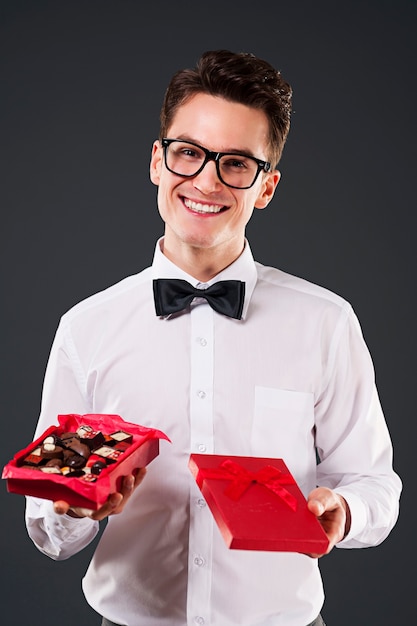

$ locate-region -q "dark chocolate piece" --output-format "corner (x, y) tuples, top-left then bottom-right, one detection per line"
(60, 432), (79, 447)
(109, 430), (133, 444)
(45, 458), (64, 469)
(76, 425), (106, 449)
(66, 439), (91, 459)
(41, 436), (64, 460)
(66, 453), (87, 469)
(90, 460), (107, 475)
(93, 445), (123, 463)
(112, 441), (131, 453)
(23, 453), (45, 466)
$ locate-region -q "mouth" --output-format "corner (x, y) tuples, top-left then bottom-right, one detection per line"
(183, 197), (227, 215)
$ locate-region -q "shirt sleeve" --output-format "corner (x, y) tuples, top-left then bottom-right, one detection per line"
(25, 317), (99, 559)
(25, 496), (99, 561)
(314, 305), (402, 548)
(33, 316), (91, 440)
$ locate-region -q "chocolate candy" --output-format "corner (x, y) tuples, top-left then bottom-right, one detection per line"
(60, 432), (91, 459)
(59, 465), (84, 477)
(93, 445), (123, 463)
(109, 430), (133, 444)
(40, 466), (62, 474)
(66, 453), (87, 469)
(112, 441), (131, 453)
(60, 432), (79, 447)
(41, 436), (64, 460)
(20, 424), (135, 481)
(76, 425), (105, 449)
(66, 439), (91, 460)
(90, 460), (107, 475)
(23, 452), (45, 466)
(45, 458), (64, 469)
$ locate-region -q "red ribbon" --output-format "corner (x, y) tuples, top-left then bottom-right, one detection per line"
(197, 459), (298, 511)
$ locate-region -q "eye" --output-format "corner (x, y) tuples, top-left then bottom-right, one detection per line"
(174, 143), (204, 160)
(181, 147), (199, 158)
(222, 156), (249, 170)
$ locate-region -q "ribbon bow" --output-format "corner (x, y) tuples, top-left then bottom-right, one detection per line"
(197, 459), (298, 511)
(153, 279), (245, 320)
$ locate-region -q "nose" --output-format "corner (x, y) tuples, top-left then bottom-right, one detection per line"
(192, 159), (223, 193)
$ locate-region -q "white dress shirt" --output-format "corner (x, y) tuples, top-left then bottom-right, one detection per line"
(25, 238), (401, 626)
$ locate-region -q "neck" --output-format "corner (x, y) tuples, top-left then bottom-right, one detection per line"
(161, 235), (244, 282)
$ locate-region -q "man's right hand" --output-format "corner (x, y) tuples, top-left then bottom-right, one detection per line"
(53, 467), (147, 521)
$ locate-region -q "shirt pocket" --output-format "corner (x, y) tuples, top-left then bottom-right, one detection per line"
(251, 387), (315, 483)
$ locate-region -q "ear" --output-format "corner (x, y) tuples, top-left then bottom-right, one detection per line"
(150, 140), (163, 186)
(254, 169), (281, 209)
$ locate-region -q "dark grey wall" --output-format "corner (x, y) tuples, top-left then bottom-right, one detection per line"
(1, 1), (415, 623)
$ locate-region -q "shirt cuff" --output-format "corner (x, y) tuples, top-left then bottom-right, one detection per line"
(26, 497), (98, 560)
(334, 490), (367, 545)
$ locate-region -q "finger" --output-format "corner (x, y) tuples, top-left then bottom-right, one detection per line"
(119, 474), (135, 501)
(53, 500), (71, 515)
(105, 469), (147, 517)
(89, 492), (124, 521)
(53, 500), (95, 519)
(117, 469), (146, 506)
(307, 486), (338, 512)
(307, 498), (326, 518)
(63, 493), (124, 521)
(53, 469), (147, 521)
(70, 506), (98, 518)
(304, 550), (327, 559)
(133, 467), (147, 487)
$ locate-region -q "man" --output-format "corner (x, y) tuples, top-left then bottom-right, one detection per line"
(25, 50), (401, 626)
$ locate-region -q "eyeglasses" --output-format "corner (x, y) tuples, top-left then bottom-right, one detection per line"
(161, 138), (271, 190)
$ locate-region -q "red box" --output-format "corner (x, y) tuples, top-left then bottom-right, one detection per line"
(2, 414), (170, 510)
(188, 454), (329, 553)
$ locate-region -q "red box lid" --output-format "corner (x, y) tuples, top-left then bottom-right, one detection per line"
(189, 453), (329, 553)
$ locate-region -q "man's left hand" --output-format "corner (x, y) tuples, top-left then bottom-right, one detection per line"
(305, 486), (351, 558)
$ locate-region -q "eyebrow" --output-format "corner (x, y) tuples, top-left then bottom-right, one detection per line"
(173, 135), (259, 158)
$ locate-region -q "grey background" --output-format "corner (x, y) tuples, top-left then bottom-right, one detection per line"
(1, 1), (415, 623)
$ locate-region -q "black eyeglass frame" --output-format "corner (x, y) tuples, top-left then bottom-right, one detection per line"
(161, 138), (272, 190)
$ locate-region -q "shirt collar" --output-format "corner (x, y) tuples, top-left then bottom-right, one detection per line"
(151, 237), (257, 320)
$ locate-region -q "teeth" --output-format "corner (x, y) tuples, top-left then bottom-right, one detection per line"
(184, 198), (223, 213)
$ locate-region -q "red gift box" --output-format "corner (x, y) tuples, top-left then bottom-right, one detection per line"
(188, 454), (329, 553)
(2, 414), (170, 510)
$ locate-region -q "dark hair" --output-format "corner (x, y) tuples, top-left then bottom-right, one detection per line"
(159, 50), (293, 167)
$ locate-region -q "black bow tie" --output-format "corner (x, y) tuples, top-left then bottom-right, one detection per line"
(153, 278), (245, 320)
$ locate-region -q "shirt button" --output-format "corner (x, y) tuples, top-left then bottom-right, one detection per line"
(198, 444), (206, 452)
(194, 617), (205, 625)
(193, 555), (205, 567)
(197, 389), (206, 399)
(197, 337), (207, 347)
(197, 498), (206, 508)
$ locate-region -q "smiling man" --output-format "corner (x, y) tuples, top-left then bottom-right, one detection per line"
(25, 50), (401, 626)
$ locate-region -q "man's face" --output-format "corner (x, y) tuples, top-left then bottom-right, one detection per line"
(150, 93), (280, 266)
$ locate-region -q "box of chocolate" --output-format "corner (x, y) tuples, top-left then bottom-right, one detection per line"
(2, 413), (170, 509)
(188, 454), (329, 554)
